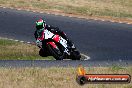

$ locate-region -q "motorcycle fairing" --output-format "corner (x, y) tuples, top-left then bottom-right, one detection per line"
(44, 29), (70, 55)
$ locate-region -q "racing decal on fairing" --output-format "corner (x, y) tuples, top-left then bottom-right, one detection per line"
(59, 37), (70, 55)
(44, 29), (54, 39)
(59, 37), (68, 48)
(48, 42), (57, 48)
(53, 35), (60, 42)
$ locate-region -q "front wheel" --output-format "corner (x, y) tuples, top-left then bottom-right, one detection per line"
(47, 44), (66, 60)
(39, 48), (49, 57)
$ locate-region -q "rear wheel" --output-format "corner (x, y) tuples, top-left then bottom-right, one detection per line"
(70, 50), (81, 60)
(47, 44), (66, 60)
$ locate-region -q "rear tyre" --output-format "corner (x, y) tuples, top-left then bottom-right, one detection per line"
(71, 50), (81, 60)
(47, 44), (65, 60)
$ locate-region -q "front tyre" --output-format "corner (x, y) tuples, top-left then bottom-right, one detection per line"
(71, 50), (81, 60)
(47, 44), (66, 60)
(39, 48), (49, 57)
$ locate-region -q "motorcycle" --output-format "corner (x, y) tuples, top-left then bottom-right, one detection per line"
(38, 29), (81, 60)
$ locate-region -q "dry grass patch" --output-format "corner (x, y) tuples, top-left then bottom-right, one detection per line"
(0, 0), (132, 21)
(0, 38), (54, 60)
(0, 66), (131, 88)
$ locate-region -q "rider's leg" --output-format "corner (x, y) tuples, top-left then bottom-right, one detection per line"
(55, 30), (75, 48)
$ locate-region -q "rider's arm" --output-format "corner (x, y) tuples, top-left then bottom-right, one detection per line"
(34, 30), (38, 40)
(34, 29), (44, 48)
(35, 29), (44, 41)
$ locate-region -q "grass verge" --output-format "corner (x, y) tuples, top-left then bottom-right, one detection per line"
(0, 66), (131, 88)
(0, 38), (54, 60)
(0, 0), (132, 22)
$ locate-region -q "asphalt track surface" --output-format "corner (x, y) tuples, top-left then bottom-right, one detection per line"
(0, 7), (132, 67)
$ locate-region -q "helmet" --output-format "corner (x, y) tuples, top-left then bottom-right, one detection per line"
(36, 19), (46, 29)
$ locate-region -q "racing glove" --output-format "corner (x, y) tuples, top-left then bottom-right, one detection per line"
(36, 40), (42, 48)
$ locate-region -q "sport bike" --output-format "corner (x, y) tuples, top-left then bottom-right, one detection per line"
(39, 29), (81, 60)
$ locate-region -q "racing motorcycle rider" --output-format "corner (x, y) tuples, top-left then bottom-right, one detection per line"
(34, 19), (74, 56)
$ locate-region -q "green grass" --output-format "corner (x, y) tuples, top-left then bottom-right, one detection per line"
(0, 38), (54, 60)
(0, 0), (132, 19)
(0, 66), (131, 88)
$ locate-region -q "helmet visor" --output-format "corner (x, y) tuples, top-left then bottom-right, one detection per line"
(36, 22), (44, 29)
